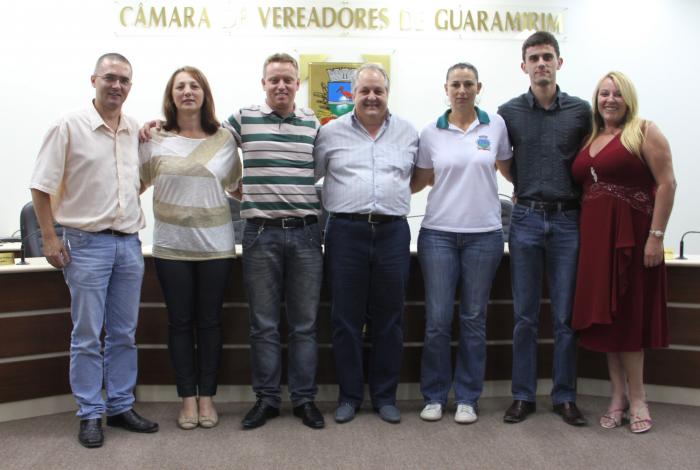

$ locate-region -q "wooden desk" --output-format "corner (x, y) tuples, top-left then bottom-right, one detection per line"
(0, 242), (21, 259)
(1, 251), (699, 405)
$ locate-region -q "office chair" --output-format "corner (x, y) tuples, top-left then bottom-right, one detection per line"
(19, 201), (64, 258)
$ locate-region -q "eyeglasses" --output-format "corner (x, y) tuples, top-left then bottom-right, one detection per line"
(95, 74), (131, 86)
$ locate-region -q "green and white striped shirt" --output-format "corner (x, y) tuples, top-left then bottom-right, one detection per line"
(225, 103), (320, 219)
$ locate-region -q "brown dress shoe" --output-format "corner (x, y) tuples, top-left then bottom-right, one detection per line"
(503, 400), (536, 423)
(553, 401), (587, 426)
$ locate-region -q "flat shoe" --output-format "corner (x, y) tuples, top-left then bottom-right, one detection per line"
(376, 405), (401, 424)
(335, 403), (358, 424)
(199, 410), (219, 429)
(178, 413), (198, 430)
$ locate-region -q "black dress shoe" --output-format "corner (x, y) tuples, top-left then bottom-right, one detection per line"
(78, 418), (103, 448)
(553, 401), (587, 426)
(293, 402), (325, 429)
(242, 400), (280, 429)
(106, 409), (159, 433)
(503, 400), (536, 423)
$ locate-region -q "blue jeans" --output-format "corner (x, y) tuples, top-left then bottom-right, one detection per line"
(418, 228), (503, 407)
(325, 217), (410, 408)
(62, 228), (144, 420)
(242, 221), (322, 408)
(509, 204), (580, 404)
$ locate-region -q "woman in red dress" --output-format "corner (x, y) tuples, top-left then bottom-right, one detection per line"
(571, 71), (676, 433)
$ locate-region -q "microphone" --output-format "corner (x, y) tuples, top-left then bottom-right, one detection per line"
(677, 231), (700, 260)
(15, 227), (47, 265)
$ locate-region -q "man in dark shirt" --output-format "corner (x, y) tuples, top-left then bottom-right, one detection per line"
(498, 31), (591, 426)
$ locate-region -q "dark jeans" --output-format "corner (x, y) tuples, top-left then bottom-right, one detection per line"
(154, 257), (233, 397)
(325, 217), (410, 408)
(242, 221), (323, 408)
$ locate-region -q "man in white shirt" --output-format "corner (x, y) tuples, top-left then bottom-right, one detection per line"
(30, 53), (158, 448)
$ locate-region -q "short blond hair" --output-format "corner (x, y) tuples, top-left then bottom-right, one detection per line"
(262, 53), (298, 78)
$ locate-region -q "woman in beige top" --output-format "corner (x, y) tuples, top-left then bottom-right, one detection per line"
(139, 66), (241, 429)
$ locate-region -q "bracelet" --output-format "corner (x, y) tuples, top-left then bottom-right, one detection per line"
(649, 229), (664, 238)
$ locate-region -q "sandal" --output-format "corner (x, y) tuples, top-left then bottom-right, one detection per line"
(599, 407), (627, 429)
(630, 403), (653, 434)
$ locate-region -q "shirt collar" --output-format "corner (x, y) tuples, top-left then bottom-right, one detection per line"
(525, 85), (562, 110)
(88, 100), (131, 133)
(436, 107), (490, 129)
(351, 109), (392, 128)
(261, 101), (302, 119)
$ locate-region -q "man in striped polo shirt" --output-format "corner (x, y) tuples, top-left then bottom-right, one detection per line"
(224, 53), (324, 430)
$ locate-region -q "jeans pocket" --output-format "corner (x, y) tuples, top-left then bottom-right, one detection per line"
(510, 204), (530, 222)
(63, 228), (92, 251)
(303, 223), (322, 250)
(242, 223), (263, 251)
(560, 209), (580, 223)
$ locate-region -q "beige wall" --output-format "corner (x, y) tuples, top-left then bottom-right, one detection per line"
(2, 0), (698, 252)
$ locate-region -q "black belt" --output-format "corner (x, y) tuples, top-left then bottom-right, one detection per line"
(517, 198), (580, 212)
(247, 215), (317, 229)
(96, 229), (131, 237)
(332, 213), (405, 224)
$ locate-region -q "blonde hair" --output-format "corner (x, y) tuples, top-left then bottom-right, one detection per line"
(586, 71), (645, 158)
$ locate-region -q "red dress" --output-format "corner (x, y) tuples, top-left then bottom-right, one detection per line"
(571, 135), (668, 352)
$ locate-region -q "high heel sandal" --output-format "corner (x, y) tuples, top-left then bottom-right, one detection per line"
(599, 406), (628, 429)
(629, 403), (653, 434)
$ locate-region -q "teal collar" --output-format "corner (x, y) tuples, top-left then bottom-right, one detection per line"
(436, 107), (490, 129)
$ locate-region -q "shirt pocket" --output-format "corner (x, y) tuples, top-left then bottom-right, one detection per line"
(375, 144), (414, 179)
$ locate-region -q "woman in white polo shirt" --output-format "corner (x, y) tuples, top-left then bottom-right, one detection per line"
(411, 62), (512, 424)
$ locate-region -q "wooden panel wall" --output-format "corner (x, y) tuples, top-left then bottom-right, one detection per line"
(1, 257), (698, 403)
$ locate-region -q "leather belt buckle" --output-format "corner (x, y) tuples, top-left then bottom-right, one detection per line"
(281, 218), (297, 229)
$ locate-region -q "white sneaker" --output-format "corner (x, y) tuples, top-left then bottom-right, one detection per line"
(420, 403), (443, 421)
(455, 404), (478, 424)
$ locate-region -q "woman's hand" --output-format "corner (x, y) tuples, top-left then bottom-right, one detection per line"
(644, 235), (664, 267)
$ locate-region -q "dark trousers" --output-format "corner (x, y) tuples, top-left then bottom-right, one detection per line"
(154, 257), (233, 397)
(325, 217), (410, 408)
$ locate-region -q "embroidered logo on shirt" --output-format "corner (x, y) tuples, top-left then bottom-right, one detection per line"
(477, 135), (491, 150)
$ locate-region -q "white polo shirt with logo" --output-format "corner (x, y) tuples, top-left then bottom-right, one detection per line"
(417, 107), (512, 233)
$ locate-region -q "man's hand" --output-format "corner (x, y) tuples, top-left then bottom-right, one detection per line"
(230, 181), (243, 201)
(138, 119), (163, 143)
(42, 235), (70, 268)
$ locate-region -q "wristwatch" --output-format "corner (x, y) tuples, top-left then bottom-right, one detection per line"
(649, 229), (664, 238)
